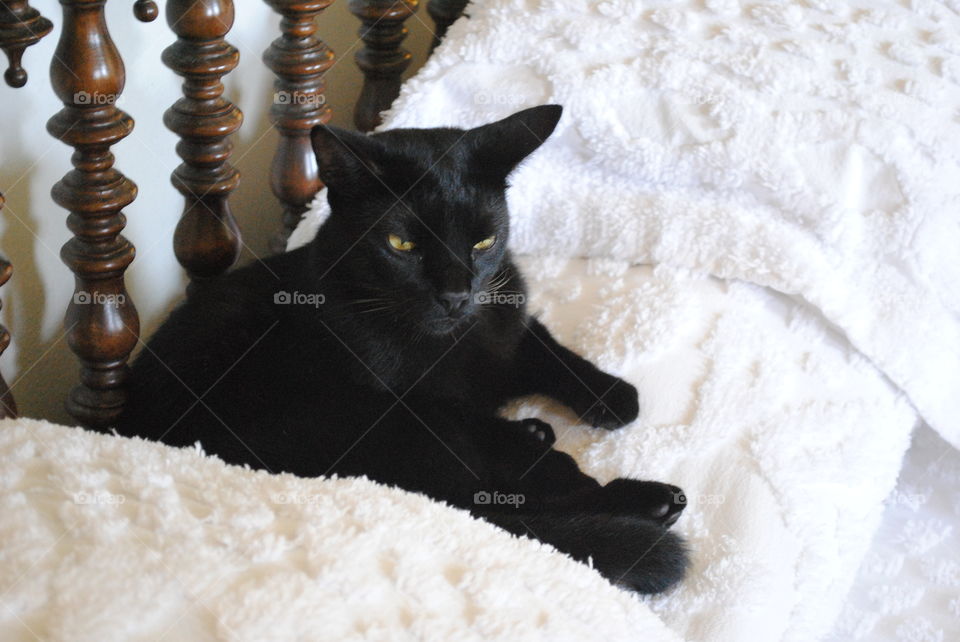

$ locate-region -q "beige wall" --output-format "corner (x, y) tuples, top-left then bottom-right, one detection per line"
(0, 0), (436, 424)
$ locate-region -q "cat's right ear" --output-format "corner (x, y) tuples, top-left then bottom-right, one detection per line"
(310, 125), (385, 191)
(466, 105), (563, 181)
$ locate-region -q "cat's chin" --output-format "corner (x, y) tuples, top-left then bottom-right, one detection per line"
(424, 315), (472, 335)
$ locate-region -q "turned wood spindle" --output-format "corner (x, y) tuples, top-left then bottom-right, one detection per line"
(349, 0), (419, 133)
(163, 0), (243, 280)
(0, 0), (52, 88)
(0, 257), (15, 419)
(262, 0), (334, 254)
(48, 0), (140, 430)
(426, 0), (467, 52)
(0, 193), (17, 419)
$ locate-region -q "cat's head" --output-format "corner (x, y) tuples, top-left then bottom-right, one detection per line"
(309, 105), (562, 336)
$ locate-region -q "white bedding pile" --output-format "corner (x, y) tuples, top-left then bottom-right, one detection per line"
(285, 0), (960, 638)
(0, 258), (917, 641)
(3, 0), (956, 640)
(508, 258), (917, 641)
(828, 424), (960, 641)
(293, 0), (960, 450)
(0, 417), (680, 642)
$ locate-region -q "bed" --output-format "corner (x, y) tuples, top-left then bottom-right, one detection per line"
(1, 0), (958, 640)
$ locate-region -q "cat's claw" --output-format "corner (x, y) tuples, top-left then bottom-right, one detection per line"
(579, 377), (639, 430)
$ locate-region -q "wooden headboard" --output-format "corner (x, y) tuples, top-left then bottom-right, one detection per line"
(0, 0), (468, 429)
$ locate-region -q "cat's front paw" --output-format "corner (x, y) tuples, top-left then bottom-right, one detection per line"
(576, 376), (639, 430)
(518, 418), (556, 447)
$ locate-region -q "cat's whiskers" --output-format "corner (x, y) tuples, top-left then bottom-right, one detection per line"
(477, 270), (513, 307)
(344, 295), (398, 311)
(348, 298), (393, 304)
(357, 305), (401, 315)
(486, 270), (511, 292)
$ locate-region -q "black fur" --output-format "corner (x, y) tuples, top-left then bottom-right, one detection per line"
(117, 105), (688, 594)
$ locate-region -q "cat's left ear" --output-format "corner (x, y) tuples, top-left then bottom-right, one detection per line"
(310, 124), (385, 192)
(467, 104), (563, 180)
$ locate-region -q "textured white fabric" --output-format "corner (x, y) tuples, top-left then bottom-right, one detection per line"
(0, 417), (680, 642)
(828, 425), (960, 642)
(512, 256), (916, 641)
(290, 0), (960, 450)
(285, 1), (960, 636)
(1, 258), (918, 641)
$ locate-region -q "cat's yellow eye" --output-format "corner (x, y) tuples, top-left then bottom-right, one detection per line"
(388, 234), (415, 251)
(473, 235), (496, 251)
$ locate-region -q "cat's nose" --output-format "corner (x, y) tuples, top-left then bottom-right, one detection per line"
(438, 290), (471, 315)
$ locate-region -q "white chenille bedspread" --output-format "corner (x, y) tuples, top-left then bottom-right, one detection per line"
(0, 257), (917, 640)
(2, 0), (957, 639)
(293, 0), (960, 451)
(286, 0), (960, 637)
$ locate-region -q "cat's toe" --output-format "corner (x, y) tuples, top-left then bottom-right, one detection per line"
(658, 486), (685, 527)
(601, 479), (686, 527)
(639, 483), (685, 527)
(520, 418), (556, 446)
(580, 378), (639, 430)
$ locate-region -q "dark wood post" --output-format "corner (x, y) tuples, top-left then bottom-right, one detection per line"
(0, 0), (53, 87)
(163, 0), (243, 280)
(0, 256), (15, 419)
(262, 0), (335, 254)
(47, 0), (142, 429)
(0, 193), (17, 419)
(426, 0), (466, 52)
(349, 0), (419, 132)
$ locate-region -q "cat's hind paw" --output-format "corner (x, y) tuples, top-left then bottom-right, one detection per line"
(599, 479), (686, 527)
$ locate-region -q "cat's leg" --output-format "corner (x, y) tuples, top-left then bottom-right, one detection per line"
(477, 510), (688, 594)
(314, 406), (588, 508)
(477, 418), (685, 527)
(465, 418), (687, 593)
(473, 422), (688, 593)
(509, 317), (639, 430)
(591, 478), (686, 527)
(474, 417), (599, 500)
(335, 409), (688, 595)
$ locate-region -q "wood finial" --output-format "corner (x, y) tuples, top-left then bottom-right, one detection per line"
(133, 0), (158, 22)
(349, 0), (419, 132)
(0, 193), (17, 419)
(0, 0), (53, 88)
(163, 0), (243, 280)
(47, 0), (139, 430)
(262, 0), (334, 254)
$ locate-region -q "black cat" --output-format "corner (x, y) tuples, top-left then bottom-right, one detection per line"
(117, 105), (688, 594)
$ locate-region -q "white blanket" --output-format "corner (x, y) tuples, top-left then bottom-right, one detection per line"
(4, 0), (952, 639)
(828, 424), (960, 641)
(510, 258), (916, 641)
(292, 0), (960, 450)
(0, 258), (917, 641)
(285, 0), (960, 637)
(0, 417), (680, 642)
